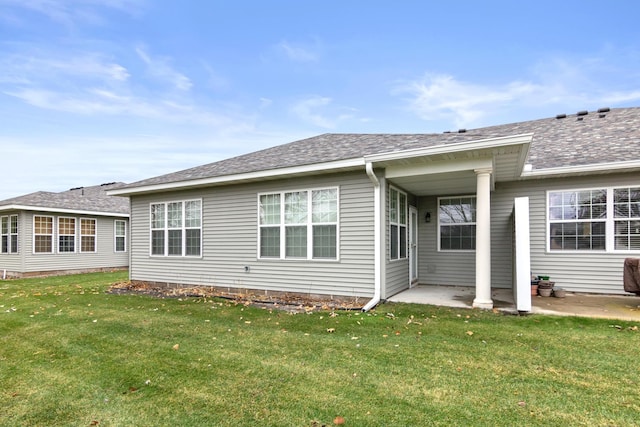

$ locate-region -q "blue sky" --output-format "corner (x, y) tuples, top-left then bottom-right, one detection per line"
(1, 0), (640, 200)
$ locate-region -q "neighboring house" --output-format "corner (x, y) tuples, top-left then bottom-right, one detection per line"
(0, 182), (129, 278)
(109, 107), (640, 311)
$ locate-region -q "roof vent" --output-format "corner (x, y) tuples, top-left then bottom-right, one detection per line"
(577, 117), (584, 121)
(443, 131), (451, 134)
(556, 113), (566, 119)
(69, 186), (84, 191)
(458, 129), (467, 133)
(577, 110), (588, 116)
(597, 107), (610, 113)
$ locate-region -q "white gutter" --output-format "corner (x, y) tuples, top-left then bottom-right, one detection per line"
(520, 159), (640, 178)
(362, 162), (382, 312)
(0, 204), (129, 217)
(108, 157), (365, 196)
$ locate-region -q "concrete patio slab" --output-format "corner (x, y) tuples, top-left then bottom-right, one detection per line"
(387, 285), (640, 322)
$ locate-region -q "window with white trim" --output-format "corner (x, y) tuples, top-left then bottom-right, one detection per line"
(258, 188), (338, 260)
(58, 217), (76, 253)
(115, 220), (127, 252)
(438, 196), (476, 250)
(80, 218), (96, 253)
(548, 186), (640, 251)
(150, 200), (202, 256)
(1, 215), (17, 254)
(34, 215), (53, 253)
(614, 187), (640, 250)
(389, 187), (407, 259)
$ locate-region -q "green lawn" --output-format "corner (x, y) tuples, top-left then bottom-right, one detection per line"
(1, 272), (639, 426)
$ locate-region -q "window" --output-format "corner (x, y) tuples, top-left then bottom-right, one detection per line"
(614, 187), (640, 250)
(80, 218), (96, 252)
(389, 188), (407, 259)
(548, 186), (640, 252)
(150, 200), (202, 256)
(1, 216), (15, 253)
(115, 220), (127, 252)
(258, 188), (338, 260)
(439, 196), (476, 250)
(58, 217), (76, 253)
(34, 216), (53, 253)
(10, 215), (17, 253)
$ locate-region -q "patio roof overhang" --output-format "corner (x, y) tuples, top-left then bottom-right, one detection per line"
(364, 133), (533, 196)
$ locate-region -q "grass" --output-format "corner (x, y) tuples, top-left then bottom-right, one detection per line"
(1, 272), (639, 426)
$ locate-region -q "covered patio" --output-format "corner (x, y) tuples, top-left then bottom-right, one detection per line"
(388, 285), (640, 321)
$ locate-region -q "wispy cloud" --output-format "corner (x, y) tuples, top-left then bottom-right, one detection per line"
(0, 0), (145, 27)
(276, 40), (320, 62)
(396, 52), (640, 129)
(135, 45), (192, 91)
(291, 96), (356, 129)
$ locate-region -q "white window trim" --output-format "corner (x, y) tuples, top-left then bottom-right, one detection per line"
(80, 218), (97, 253)
(114, 219), (127, 253)
(389, 186), (408, 261)
(33, 215), (54, 254)
(149, 199), (203, 258)
(1, 215), (9, 254)
(257, 187), (340, 261)
(546, 186), (640, 253)
(437, 195), (477, 252)
(57, 216), (77, 254)
(9, 215), (18, 254)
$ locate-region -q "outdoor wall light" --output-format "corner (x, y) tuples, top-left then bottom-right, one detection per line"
(425, 212), (431, 223)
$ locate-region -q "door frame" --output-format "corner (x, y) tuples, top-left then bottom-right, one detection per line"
(409, 206), (419, 287)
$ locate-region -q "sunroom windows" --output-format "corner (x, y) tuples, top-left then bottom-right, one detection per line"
(258, 188), (338, 260)
(548, 186), (640, 251)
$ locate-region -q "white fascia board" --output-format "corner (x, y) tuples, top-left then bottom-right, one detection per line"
(385, 157), (493, 179)
(0, 204), (129, 217)
(521, 159), (640, 178)
(364, 133), (534, 164)
(108, 157), (366, 196)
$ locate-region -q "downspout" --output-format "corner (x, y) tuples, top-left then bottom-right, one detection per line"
(362, 162), (382, 311)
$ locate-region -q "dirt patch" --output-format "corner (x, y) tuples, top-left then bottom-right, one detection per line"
(107, 281), (364, 313)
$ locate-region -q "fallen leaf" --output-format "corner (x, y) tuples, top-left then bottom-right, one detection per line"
(466, 331), (474, 336)
(172, 344), (180, 350)
(333, 416), (345, 425)
(327, 328), (336, 333)
(518, 401), (526, 407)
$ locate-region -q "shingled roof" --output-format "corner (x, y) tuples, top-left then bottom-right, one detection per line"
(0, 182), (129, 215)
(117, 107), (640, 190)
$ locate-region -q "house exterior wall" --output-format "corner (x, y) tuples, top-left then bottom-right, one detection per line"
(416, 171), (640, 295)
(0, 210), (24, 274)
(493, 171), (640, 294)
(128, 171), (377, 299)
(416, 196), (476, 287)
(1, 210), (129, 276)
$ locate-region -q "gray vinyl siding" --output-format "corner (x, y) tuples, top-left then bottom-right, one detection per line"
(415, 172), (640, 294)
(493, 172), (640, 294)
(15, 211), (128, 274)
(416, 196), (476, 287)
(129, 172), (376, 298)
(0, 210), (23, 273)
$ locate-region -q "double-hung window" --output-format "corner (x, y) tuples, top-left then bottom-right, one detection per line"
(80, 219), (97, 252)
(58, 217), (76, 253)
(389, 188), (407, 259)
(438, 196), (476, 250)
(115, 220), (127, 252)
(258, 188), (338, 260)
(548, 186), (640, 251)
(1, 215), (16, 253)
(614, 187), (640, 250)
(150, 200), (202, 256)
(34, 215), (53, 253)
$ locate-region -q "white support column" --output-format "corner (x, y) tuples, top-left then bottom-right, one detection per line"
(473, 168), (493, 309)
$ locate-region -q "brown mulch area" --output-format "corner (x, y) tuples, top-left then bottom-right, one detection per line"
(107, 281), (364, 313)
